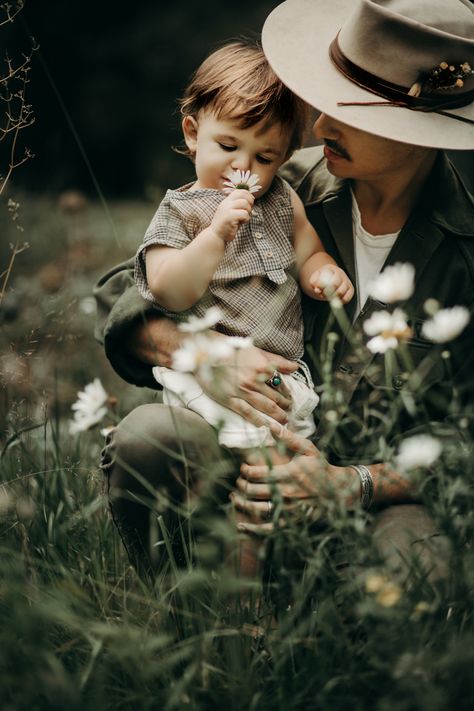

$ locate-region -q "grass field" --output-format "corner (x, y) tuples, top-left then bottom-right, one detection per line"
(1, 192), (474, 710)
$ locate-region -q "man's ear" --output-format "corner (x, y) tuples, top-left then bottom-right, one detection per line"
(182, 116), (199, 154)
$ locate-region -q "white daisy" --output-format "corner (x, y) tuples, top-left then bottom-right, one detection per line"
(363, 308), (412, 353)
(172, 333), (235, 380)
(396, 435), (442, 472)
(368, 263), (415, 304)
(421, 306), (470, 343)
(179, 306), (223, 334)
(69, 378), (109, 434)
(222, 169), (262, 194)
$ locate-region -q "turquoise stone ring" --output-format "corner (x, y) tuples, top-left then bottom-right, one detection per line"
(267, 371), (282, 388)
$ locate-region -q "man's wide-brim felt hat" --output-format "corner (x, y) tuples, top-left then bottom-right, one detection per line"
(262, 0), (474, 150)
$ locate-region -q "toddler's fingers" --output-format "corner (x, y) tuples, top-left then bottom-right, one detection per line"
(338, 283), (354, 304)
(228, 190), (255, 206)
(232, 209), (252, 223)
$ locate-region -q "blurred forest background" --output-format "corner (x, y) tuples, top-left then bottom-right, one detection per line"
(5, 0), (285, 197)
(1, 0), (288, 432)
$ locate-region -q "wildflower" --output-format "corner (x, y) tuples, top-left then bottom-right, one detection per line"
(363, 308), (412, 353)
(69, 378), (109, 434)
(179, 306), (223, 334)
(79, 296), (96, 315)
(421, 305), (469, 343)
(223, 169), (261, 194)
(365, 573), (386, 593)
(412, 601), (433, 620)
(173, 333), (252, 381)
(396, 434), (442, 472)
(376, 581), (402, 607)
(368, 262), (415, 303)
(172, 334), (234, 377)
(365, 572), (402, 607)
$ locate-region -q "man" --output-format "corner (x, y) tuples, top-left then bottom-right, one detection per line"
(95, 0), (473, 582)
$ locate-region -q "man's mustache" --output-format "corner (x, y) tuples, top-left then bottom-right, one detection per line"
(324, 139), (352, 161)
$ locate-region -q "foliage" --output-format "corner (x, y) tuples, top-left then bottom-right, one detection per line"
(0, 410), (474, 710)
(0, 0), (36, 197)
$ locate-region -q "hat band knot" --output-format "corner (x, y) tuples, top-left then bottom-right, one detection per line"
(329, 35), (474, 126)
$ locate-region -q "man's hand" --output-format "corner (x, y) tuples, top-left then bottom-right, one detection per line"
(310, 265), (354, 304)
(232, 427), (359, 534)
(196, 343), (298, 426)
(131, 316), (183, 368)
(210, 190), (255, 243)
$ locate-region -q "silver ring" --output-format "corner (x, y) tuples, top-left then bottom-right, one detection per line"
(266, 370), (282, 388)
(264, 500), (273, 521)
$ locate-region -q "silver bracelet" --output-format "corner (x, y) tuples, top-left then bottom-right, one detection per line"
(349, 464), (374, 510)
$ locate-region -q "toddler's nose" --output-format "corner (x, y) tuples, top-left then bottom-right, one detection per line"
(231, 154), (251, 172)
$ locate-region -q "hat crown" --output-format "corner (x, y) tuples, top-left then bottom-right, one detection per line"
(262, 0), (474, 149)
(339, 0), (474, 91)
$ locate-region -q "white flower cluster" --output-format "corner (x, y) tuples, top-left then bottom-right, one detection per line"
(173, 307), (253, 381)
(364, 308), (412, 354)
(396, 434), (442, 472)
(222, 170), (262, 195)
(421, 306), (470, 343)
(69, 378), (109, 434)
(368, 262), (415, 304)
(363, 262), (470, 353)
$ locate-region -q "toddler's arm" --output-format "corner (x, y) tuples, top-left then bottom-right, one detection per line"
(145, 189), (254, 312)
(291, 189), (354, 304)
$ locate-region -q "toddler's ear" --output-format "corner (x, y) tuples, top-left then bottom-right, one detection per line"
(182, 116), (198, 153)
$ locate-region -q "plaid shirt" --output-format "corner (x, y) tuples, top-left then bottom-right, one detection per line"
(135, 175), (304, 359)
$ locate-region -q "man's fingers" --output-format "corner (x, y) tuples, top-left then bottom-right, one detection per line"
(231, 492), (273, 519)
(237, 521), (274, 536)
(235, 477), (273, 499)
(264, 353), (299, 375)
(268, 424), (318, 456)
(227, 398), (268, 428)
(237, 390), (289, 424)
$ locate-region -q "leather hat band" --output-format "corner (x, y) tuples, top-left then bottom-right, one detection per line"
(329, 34), (474, 125)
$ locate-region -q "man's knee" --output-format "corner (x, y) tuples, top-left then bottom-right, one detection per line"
(104, 403), (227, 498)
(372, 504), (451, 585)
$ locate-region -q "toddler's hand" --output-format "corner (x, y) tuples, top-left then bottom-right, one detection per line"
(310, 265), (354, 304)
(210, 189), (254, 243)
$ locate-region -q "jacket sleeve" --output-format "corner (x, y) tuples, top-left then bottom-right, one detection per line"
(93, 259), (160, 388)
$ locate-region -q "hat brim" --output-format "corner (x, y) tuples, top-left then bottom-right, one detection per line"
(262, 0), (474, 150)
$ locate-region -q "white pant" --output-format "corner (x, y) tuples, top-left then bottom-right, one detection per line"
(152, 366), (319, 449)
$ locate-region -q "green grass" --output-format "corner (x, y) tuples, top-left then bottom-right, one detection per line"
(1, 195), (474, 709)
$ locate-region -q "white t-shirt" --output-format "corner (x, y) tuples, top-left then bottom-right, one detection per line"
(351, 190), (400, 317)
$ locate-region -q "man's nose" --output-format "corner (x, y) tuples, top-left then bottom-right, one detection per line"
(312, 113), (339, 141)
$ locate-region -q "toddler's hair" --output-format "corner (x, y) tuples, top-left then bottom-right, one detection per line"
(179, 38), (308, 156)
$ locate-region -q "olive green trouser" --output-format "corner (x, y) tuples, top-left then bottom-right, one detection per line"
(101, 403), (450, 585)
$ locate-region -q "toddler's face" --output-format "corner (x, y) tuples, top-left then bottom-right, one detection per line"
(182, 111), (291, 197)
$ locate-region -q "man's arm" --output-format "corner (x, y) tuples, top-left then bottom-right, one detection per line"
(94, 259), (173, 387)
(233, 429), (418, 533)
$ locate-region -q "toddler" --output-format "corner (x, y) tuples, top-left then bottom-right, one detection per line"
(135, 39), (353, 454)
